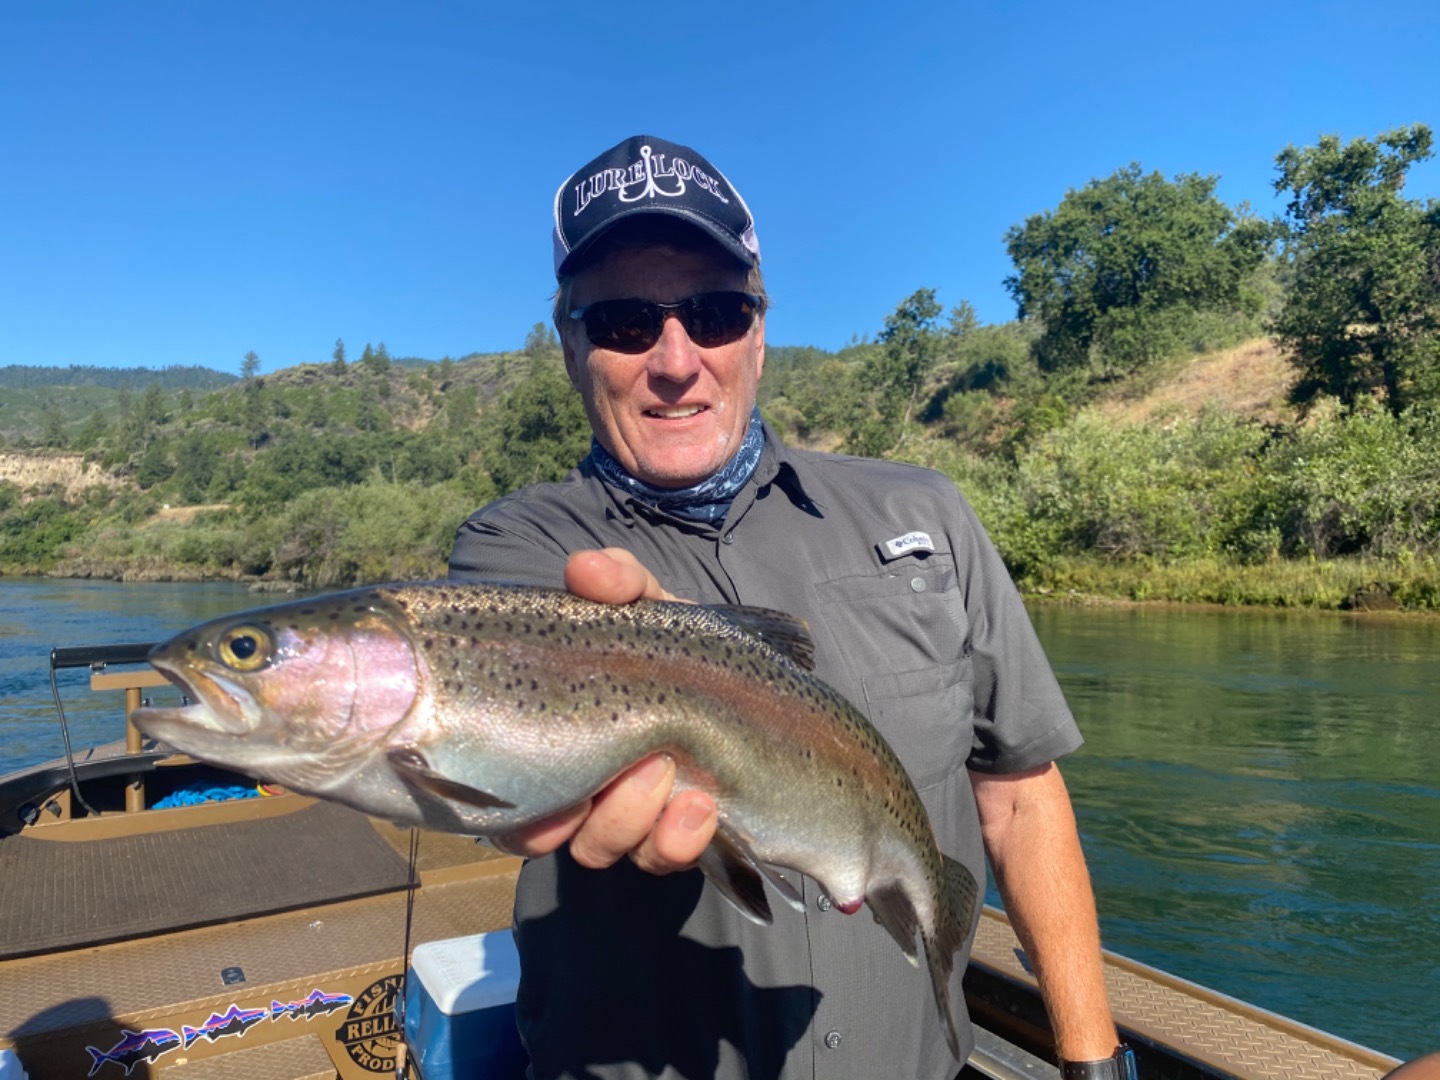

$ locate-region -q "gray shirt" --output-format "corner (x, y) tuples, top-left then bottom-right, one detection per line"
(449, 427), (1081, 1080)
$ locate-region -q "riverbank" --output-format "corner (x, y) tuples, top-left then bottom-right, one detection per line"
(6, 551), (1438, 613)
(1019, 554), (1440, 611)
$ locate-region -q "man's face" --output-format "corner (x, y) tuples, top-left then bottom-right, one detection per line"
(562, 242), (765, 489)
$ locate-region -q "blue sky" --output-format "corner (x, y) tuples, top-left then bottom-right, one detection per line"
(2, 1), (1437, 374)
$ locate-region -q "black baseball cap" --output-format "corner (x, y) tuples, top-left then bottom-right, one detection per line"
(552, 135), (760, 278)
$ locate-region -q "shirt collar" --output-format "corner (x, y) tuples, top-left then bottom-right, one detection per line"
(581, 420), (821, 530)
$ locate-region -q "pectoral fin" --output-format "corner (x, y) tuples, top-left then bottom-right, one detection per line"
(387, 747), (515, 810)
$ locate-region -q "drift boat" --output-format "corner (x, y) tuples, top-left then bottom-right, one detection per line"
(0, 643), (1407, 1080)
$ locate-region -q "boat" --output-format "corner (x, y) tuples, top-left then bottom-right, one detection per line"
(0, 642), (1409, 1079)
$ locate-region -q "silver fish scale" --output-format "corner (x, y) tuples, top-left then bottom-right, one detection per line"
(377, 581), (940, 863)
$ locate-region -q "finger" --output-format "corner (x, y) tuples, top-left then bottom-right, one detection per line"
(631, 790), (717, 875)
(569, 755), (677, 870)
(493, 800), (593, 858)
(564, 549), (680, 604)
(596, 548), (676, 600)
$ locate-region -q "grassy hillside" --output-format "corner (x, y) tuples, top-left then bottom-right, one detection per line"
(0, 334), (1436, 611)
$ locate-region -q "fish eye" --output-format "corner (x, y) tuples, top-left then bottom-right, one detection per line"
(217, 624), (273, 672)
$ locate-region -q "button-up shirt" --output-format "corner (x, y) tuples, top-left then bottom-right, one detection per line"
(448, 426), (1081, 1080)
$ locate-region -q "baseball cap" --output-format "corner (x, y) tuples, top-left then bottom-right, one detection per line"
(552, 135), (760, 278)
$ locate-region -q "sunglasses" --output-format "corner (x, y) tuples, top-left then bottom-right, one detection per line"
(569, 291), (761, 353)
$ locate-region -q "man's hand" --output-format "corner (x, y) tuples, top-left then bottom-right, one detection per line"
(492, 548), (718, 874)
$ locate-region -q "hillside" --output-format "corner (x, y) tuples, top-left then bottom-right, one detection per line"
(0, 365), (237, 445)
(1, 333), (1435, 611)
(1096, 339), (1298, 426)
(0, 452), (125, 499)
(0, 352), (531, 447)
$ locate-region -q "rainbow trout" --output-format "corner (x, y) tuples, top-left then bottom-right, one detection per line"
(133, 581), (978, 1057)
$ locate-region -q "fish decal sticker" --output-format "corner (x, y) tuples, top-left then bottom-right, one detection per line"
(181, 1003), (270, 1047)
(271, 988), (354, 1022)
(85, 1028), (181, 1076)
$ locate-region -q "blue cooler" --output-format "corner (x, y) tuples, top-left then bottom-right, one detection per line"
(402, 931), (528, 1080)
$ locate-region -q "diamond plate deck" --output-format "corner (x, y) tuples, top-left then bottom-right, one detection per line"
(165, 1033), (337, 1080)
(970, 907), (1401, 1080)
(0, 800), (411, 959)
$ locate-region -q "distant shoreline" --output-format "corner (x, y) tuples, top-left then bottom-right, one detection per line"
(4, 558), (1435, 616)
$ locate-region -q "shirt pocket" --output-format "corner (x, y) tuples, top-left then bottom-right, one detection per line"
(812, 555), (973, 791)
(861, 661), (973, 791)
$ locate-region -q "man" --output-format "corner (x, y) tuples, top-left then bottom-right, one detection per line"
(450, 135), (1133, 1080)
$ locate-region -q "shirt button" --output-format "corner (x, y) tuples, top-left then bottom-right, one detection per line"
(721, 532), (735, 545)
(910, 577), (926, 593)
(816, 894), (833, 912)
(824, 1030), (842, 1049)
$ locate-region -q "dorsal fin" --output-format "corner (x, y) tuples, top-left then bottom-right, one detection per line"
(706, 605), (815, 670)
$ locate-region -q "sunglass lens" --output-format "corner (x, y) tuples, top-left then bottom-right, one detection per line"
(686, 293), (756, 347)
(584, 299), (657, 353)
(579, 293), (756, 352)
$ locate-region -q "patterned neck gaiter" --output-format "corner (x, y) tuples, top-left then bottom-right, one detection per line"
(589, 407), (765, 526)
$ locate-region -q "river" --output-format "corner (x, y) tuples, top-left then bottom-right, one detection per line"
(1, 579), (1436, 1060)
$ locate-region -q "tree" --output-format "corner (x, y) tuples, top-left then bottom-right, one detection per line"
(524, 322), (560, 357)
(1271, 125), (1440, 415)
(484, 358), (590, 493)
(1004, 165), (1270, 375)
(41, 404), (68, 449)
(332, 338), (347, 374)
(140, 382), (168, 429)
(373, 342), (392, 374)
(845, 289), (944, 456)
(240, 361), (267, 448)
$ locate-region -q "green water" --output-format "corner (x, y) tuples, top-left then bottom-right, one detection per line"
(1031, 604), (1439, 1062)
(2, 581), (1436, 1058)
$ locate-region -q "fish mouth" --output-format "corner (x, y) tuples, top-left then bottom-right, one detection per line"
(135, 663), (262, 739)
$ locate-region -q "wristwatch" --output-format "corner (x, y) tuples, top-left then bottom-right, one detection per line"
(1061, 1045), (1138, 1079)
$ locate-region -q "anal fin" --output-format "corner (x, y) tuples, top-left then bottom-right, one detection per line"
(866, 881), (921, 965)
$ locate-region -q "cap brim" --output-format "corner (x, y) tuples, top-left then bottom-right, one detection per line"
(554, 205), (758, 278)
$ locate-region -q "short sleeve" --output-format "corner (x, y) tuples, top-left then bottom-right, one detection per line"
(950, 488), (1083, 773)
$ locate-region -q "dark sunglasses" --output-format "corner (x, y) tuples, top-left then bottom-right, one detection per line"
(569, 291), (761, 353)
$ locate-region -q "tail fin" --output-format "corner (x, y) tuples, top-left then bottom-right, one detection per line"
(923, 855), (980, 1060)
